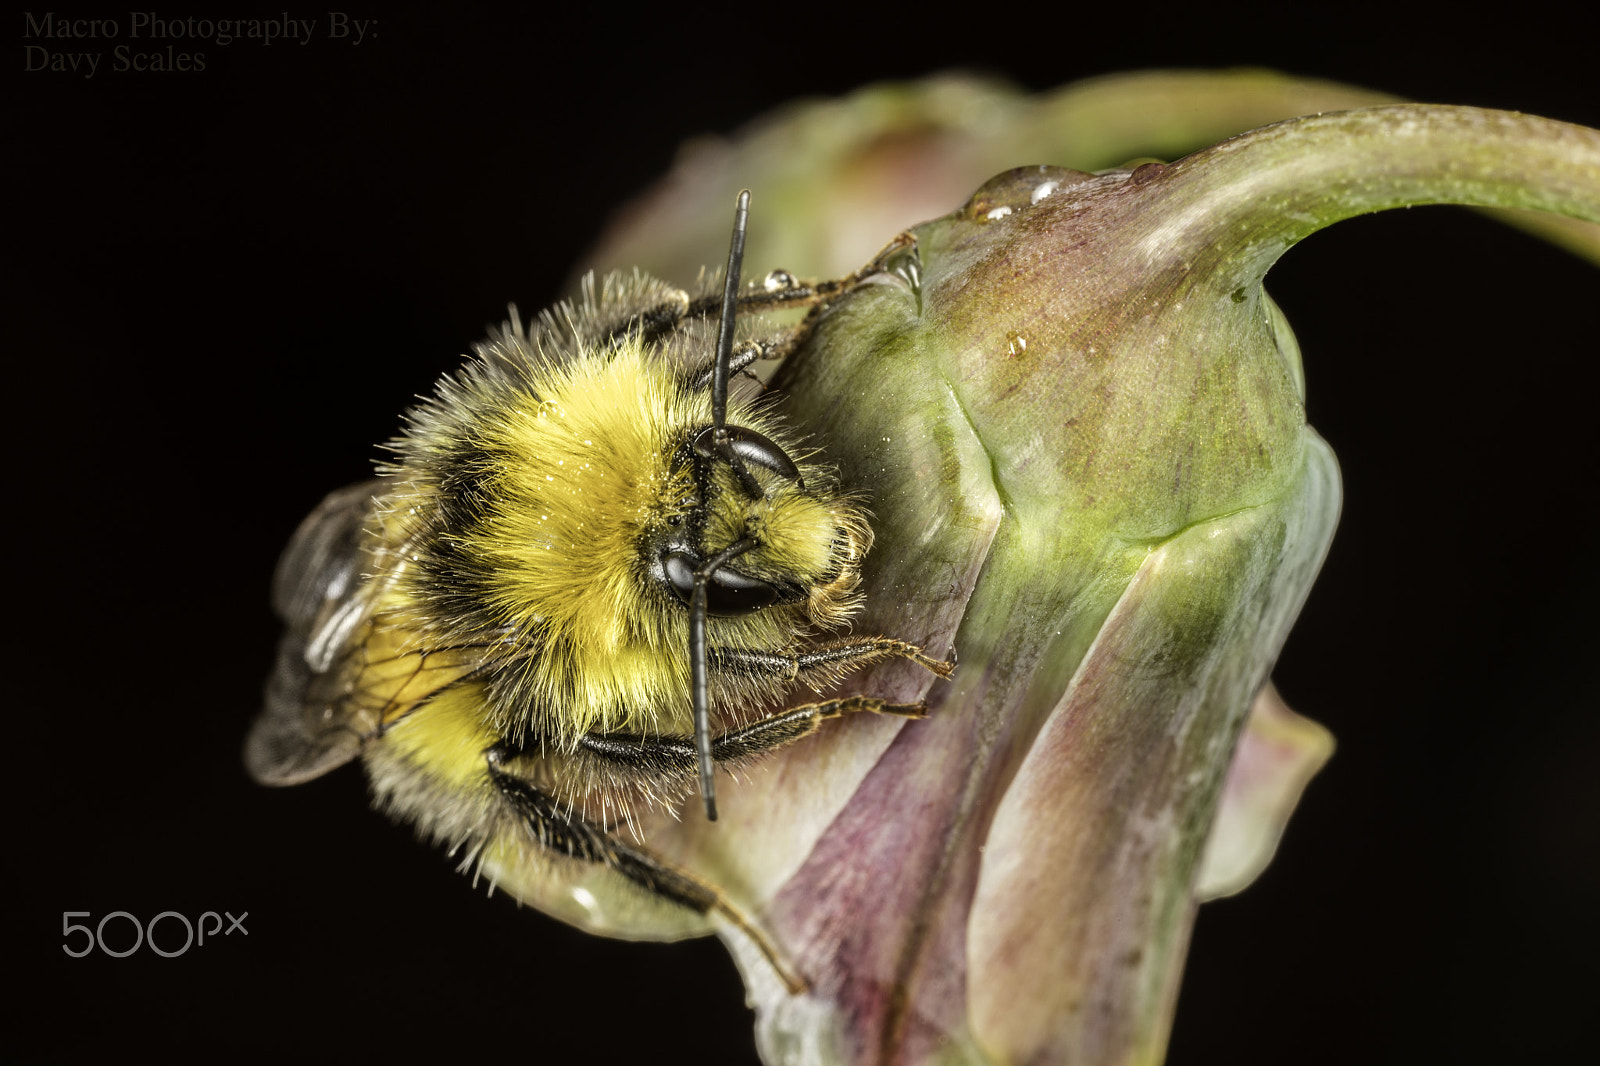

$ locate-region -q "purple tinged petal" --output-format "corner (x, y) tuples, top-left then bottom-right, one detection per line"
(1196, 682), (1336, 902)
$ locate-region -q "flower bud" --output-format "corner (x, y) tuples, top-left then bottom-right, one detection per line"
(544, 99), (1600, 1064)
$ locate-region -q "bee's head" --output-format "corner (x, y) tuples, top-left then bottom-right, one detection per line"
(672, 190), (873, 821)
(655, 423), (868, 627)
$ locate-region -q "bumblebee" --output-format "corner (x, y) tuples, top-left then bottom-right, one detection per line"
(245, 192), (952, 989)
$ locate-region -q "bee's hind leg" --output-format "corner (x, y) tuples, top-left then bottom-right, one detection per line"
(484, 745), (806, 993)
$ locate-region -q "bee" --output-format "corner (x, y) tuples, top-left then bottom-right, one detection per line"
(245, 191), (953, 989)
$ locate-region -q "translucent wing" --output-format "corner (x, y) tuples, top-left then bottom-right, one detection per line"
(246, 480), (389, 785)
(247, 479), (504, 786)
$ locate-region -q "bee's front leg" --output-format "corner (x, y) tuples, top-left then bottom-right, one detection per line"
(712, 637), (955, 689)
(572, 694), (928, 777)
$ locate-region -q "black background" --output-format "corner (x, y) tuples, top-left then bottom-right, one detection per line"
(11, 2), (1597, 1063)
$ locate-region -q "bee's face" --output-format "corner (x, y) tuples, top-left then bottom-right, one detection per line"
(656, 421), (870, 627)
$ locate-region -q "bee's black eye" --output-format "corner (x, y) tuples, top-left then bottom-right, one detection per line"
(692, 425), (803, 487)
(661, 550), (783, 616)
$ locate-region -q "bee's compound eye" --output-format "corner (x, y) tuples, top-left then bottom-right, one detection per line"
(662, 550), (782, 616)
(692, 425), (802, 485)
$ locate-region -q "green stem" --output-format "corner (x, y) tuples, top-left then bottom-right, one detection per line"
(1152, 105), (1600, 287)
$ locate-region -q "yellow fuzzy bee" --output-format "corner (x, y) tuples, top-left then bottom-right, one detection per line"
(245, 192), (952, 987)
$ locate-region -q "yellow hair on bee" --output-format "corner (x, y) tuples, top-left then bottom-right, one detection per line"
(389, 323), (860, 744)
(382, 683), (502, 791)
(461, 340), (701, 733)
(468, 341), (688, 636)
(726, 490), (862, 582)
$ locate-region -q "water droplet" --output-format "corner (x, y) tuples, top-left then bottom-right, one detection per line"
(763, 269), (796, 293)
(879, 243), (923, 313)
(1130, 162), (1168, 185)
(1006, 331), (1028, 358)
(962, 165), (1094, 220)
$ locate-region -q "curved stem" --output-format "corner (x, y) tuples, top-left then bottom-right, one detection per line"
(1145, 105), (1600, 287)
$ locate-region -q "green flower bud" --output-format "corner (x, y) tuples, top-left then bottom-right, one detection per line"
(530, 98), (1600, 1064)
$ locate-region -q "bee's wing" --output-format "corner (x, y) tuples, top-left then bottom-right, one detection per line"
(246, 480), (390, 786)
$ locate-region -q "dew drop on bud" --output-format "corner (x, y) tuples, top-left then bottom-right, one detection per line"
(1130, 162), (1168, 185)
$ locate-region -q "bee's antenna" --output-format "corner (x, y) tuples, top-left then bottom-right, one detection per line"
(689, 574), (716, 820)
(691, 537), (754, 822)
(691, 189), (753, 822)
(710, 189), (749, 434)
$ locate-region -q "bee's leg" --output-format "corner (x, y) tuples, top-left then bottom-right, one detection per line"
(602, 290), (691, 347)
(612, 228), (920, 348)
(484, 745), (805, 994)
(713, 637), (955, 689)
(602, 248), (899, 349)
(684, 236), (924, 388)
(701, 230), (919, 317)
(685, 339), (772, 391)
(565, 639), (950, 773)
(576, 695), (929, 777)
(709, 695), (931, 758)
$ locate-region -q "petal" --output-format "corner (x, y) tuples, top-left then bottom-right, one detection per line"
(1195, 681), (1335, 901)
